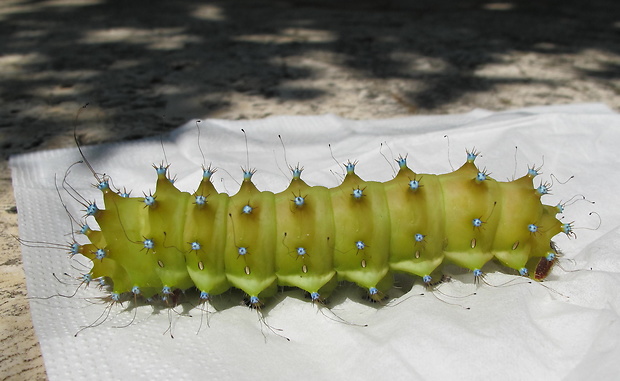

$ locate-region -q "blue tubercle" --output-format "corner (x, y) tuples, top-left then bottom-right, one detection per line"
(352, 188), (363, 199)
(519, 268), (529, 276)
(414, 233), (425, 242)
(79, 224), (90, 234)
(132, 286), (141, 295)
(291, 166), (303, 180)
(296, 247), (307, 256)
(242, 205), (253, 214)
(143, 195), (156, 207)
(195, 195), (207, 206)
(472, 218), (483, 228)
(345, 161), (356, 174)
(249, 296), (260, 305)
(409, 179), (420, 191)
(528, 224), (538, 233)
(527, 165), (540, 177)
(191, 241), (201, 251)
(396, 156), (407, 169)
(199, 291), (210, 300)
(95, 248), (106, 260)
(473, 269), (483, 277)
(203, 167), (216, 179)
(155, 165), (167, 176)
(294, 196), (305, 207)
(143, 239), (154, 250)
(97, 180), (109, 190)
(310, 292), (321, 301)
(162, 286), (172, 295)
(562, 223), (572, 234)
(85, 202), (99, 216)
(466, 149), (479, 163)
(369, 287), (379, 295)
(355, 240), (365, 250)
(238, 247), (248, 256)
(242, 168), (256, 181)
(536, 184), (550, 196)
(70, 242), (81, 256)
(422, 275), (432, 284)
(546, 252), (556, 261)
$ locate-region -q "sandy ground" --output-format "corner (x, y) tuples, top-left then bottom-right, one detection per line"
(1, 0), (619, 379)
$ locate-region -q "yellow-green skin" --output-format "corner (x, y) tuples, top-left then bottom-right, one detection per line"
(78, 155), (564, 306)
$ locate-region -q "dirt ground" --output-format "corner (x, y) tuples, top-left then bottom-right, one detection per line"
(1, 0), (618, 379)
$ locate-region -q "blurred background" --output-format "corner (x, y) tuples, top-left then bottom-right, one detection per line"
(1, 1), (618, 378)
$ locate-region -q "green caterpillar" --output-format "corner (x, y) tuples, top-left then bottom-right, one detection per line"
(70, 149), (571, 308)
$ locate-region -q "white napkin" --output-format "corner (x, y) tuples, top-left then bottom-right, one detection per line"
(11, 104), (620, 381)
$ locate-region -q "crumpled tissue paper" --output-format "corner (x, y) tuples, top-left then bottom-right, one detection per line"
(10, 103), (620, 381)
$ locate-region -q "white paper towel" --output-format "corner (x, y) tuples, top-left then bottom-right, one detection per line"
(10, 104), (620, 381)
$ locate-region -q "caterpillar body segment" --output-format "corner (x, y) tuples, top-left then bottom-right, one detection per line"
(331, 167), (392, 297)
(226, 175), (278, 304)
(275, 175), (337, 300)
(80, 152), (565, 306)
(384, 162), (445, 281)
(440, 161), (500, 271)
(185, 171), (231, 298)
